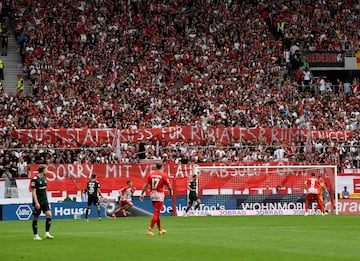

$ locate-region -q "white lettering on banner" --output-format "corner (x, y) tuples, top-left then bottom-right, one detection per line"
(106, 164), (131, 178)
(206, 167), (263, 178)
(246, 129), (257, 142)
(287, 129), (303, 142)
(162, 204), (226, 214)
(190, 126), (202, 140)
(240, 202), (304, 210)
(219, 210), (247, 216)
(54, 207), (88, 216)
(175, 200), (360, 216)
(162, 126), (186, 140)
(336, 200), (360, 214)
(66, 129), (100, 144)
(258, 128), (266, 142)
(271, 129), (280, 143)
(14, 128), (353, 146)
(196, 163), (333, 178)
(219, 128), (230, 142)
(138, 165), (150, 178)
(256, 210), (284, 215)
(17, 129), (54, 143)
(169, 165), (189, 178)
(176, 209), (310, 216)
(46, 164), (93, 181)
(144, 129), (154, 141)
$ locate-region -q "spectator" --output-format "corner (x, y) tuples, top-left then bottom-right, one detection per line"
(341, 186), (350, 199)
(0, 0), (356, 167)
(1, 165), (15, 198)
(17, 156), (28, 177)
(273, 144), (286, 160)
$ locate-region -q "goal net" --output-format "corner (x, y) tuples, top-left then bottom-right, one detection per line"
(180, 164), (338, 216)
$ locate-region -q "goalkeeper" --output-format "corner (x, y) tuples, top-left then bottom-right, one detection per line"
(185, 175), (201, 215)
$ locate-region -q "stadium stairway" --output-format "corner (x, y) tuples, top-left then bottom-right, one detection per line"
(1, 18), (29, 95)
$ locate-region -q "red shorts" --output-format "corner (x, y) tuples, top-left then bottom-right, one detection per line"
(120, 200), (132, 207)
(152, 201), (164, 211)
(306, 194), (320, 202)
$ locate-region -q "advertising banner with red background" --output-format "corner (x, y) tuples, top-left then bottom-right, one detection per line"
(29, 162), (335, 197)
(337, 199), (360, 214)
(13, 127), (352, 146)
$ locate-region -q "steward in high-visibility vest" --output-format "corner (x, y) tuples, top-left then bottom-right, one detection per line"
(277, 21), (285, 34)
(17, 77), (24, 92)
(0, 58), (4, 80)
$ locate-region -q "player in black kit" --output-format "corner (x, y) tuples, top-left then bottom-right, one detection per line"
(31, 165), (54, 240)
(85, 174), (103, 221)
(185, 174), (201, 215)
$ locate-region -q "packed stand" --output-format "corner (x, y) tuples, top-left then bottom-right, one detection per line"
(0, 0), (359, 175)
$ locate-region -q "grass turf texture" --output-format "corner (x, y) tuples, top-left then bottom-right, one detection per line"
(0, 215), (358, 261)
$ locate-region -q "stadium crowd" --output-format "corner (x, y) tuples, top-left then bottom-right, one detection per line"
(0, 0), (359, 178)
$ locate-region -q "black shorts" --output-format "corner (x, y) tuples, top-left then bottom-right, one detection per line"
(87, 196), (99, 207)
(33, 201), (50, 216)
(189, 193), (199, 203)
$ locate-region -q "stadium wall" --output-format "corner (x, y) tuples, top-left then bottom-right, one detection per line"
(1, 197), (359, 221)
(1, 163), (360, 220)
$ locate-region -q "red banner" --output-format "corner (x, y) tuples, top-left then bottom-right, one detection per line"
(29, 162), (335, 196)
(196, 164), (335, 196)
(13, 127), (352, 146)
(337, 199), (360, 214)
(29, 163), (193, 194)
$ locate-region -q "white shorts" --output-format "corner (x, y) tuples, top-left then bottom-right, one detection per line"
(150, 191), (165, 202)
(307, 188), (319, 194)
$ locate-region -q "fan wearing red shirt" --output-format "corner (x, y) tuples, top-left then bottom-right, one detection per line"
(304, 172), (324, 215)
(140, 162), (172, 236)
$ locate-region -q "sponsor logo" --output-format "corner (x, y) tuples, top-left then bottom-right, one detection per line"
(337, 199), (360, 214)
(16, 205), (33, 220)
(54, 207), (88, 216)
(162, 203), (226, 214)
(239, 202), (304, 210)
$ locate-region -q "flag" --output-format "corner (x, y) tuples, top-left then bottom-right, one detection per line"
(112, 129), (121, 161)
(305, 125), (312, 154)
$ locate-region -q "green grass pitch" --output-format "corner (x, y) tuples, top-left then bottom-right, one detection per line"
(1, 215), (359, 261)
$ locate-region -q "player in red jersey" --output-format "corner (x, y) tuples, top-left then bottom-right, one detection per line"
(112, 180), (136, 218)
(304, 172), (324, 215)
(314, 176), (327, 214)
(140, 162), (172, 236)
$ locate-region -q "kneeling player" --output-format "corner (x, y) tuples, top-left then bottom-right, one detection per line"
(112, 180), (135, 218)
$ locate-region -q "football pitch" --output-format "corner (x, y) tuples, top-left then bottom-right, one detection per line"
(1, 215), (359, 261)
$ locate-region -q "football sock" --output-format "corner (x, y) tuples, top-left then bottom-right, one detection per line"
(85, 208), (89, 219)
(45, 218), (51, 232)
(150, 216), (156, 230)
(185, 206), (190, 213)
(194, 204), (200, 210)
(32, 220), (38, 235)
(155, 210), (161, 229)
(97, 207), (101, 217)
(150, 210), (160, 230)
